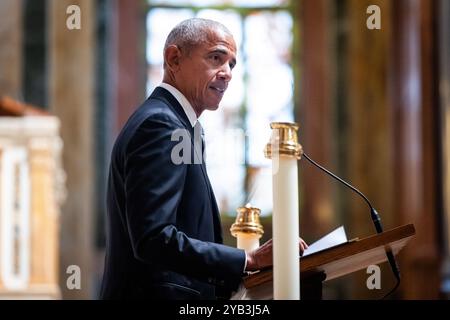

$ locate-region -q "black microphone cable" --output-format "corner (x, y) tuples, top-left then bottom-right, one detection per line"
(301, 152), (401, 299)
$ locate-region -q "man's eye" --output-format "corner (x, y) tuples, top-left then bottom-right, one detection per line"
(211, 55), (220, 62)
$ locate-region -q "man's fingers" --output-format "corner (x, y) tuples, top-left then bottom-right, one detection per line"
(298, 238), (309, 249)
(301, 239), (309, 249)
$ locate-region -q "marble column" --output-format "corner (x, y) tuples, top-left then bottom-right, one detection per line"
(390, 0), (440, 299)
(298, 0), (335, 241)
(346, 0), (395, 299)
(0, 0), (23, 99)
(48, 0), (95, 299)
(439, 0), (450, 299)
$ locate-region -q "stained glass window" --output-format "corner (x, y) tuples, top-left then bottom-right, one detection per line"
(146, 0), (294, 216)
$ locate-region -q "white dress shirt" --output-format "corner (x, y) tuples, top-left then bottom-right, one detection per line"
(158, 82), (197, 128)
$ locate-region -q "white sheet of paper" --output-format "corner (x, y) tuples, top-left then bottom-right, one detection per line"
(302, 226), (348, 257)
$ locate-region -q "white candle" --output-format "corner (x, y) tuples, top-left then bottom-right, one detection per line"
(236, 232), (260, 253)
(272, 157), (300, 299)
(265, 122), (302, 300)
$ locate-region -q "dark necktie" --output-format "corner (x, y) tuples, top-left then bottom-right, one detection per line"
(193, 121), (205, 164)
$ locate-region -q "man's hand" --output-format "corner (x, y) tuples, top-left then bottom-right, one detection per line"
(245, 238), (308, 272)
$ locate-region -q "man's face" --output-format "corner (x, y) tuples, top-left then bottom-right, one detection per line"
(175, 29), (237, 115)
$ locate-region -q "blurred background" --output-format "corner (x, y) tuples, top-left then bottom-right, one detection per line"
(0, 0), (448, 300)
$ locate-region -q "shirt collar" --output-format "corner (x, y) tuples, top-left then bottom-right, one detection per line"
(158, 82), (197, 128)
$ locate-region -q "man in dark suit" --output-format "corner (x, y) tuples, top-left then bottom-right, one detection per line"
(100, 18), (306, 300)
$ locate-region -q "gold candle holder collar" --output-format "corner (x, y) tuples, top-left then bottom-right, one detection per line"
(264, 122), (303, 160)
(230, 205), (264, 237)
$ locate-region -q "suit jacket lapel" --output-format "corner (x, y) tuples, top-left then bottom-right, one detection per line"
(150, 87), (208, 176)
(149, 87), (223, 242)
(150, 87), (193, 135)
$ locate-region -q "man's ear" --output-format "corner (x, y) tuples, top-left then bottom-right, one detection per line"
(164, 45), (182, 72)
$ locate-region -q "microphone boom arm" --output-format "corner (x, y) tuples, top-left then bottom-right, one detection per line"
(301, 152), (401, 297)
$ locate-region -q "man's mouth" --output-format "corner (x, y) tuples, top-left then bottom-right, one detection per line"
(209, 86), (225, 93)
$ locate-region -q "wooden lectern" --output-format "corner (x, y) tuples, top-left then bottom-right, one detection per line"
(242, 224), (416, 300)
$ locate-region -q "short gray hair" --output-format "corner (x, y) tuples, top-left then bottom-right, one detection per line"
(164, 18), (232, 55)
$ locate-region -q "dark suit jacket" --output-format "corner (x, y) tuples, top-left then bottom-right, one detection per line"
(100, 87), (246, 300)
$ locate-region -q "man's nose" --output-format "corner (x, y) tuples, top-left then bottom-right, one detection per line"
(218, 63), (232, 82)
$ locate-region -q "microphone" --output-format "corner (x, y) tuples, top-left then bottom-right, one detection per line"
(301, 152), (401, 299)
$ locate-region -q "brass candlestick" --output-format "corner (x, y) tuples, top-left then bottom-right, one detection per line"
(230, 204), (264, 252)
(264, 122), (303, 160)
